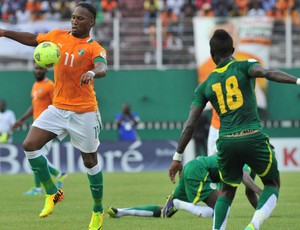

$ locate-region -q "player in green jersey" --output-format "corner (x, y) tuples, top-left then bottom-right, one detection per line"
(168, 29), (300, 230)
(107, 155), (261, 219)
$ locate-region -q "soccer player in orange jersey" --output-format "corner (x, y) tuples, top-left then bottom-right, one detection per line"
(0, 2), (107, 229)
(13, 63), (68, 195)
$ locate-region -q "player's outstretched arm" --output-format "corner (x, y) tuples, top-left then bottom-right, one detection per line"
(250, 64), (300, 85)
(176, 105), (204, 153)
(0, 29), (38, 46)
(169, 105), (204, 183)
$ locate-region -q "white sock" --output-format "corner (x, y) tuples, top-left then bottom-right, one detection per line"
(173, 199), (213, 218)
(24, 150), (42, 159)
(251, 194), (277, 230)
(213, 206), (230, 230)
(116, 208), (154, 217)
(86, 163), (101, 176)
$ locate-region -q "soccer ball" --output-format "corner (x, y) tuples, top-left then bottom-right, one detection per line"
(33, 42), (60, 68)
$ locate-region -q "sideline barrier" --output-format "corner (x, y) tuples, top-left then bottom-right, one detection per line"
(0, 138), (299, 174)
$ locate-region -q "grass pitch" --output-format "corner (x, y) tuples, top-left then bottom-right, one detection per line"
(0, 171), (299, 230)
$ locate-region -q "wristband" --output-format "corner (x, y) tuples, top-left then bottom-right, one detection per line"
(172, 152), (183, 161)
(296, 78), (300, 85)
(87, 70), (95, 77)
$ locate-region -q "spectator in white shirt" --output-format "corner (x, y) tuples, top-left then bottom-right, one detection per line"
(247, 0), (265, 17)
(166, 0), (185, 17)
(0, 99), (16, 143)
(16, 4), (31, 23)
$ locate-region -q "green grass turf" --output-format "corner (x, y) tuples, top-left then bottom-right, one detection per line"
(0, 171), (299, 230)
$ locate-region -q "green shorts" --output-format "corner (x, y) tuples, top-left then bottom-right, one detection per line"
(172, 159), (217, 204)
(217, 131), (279, 186)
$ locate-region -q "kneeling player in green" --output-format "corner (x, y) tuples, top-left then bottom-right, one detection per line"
(107, 155), (261, 218)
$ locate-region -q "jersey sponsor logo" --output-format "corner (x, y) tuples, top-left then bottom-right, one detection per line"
(100, 51), (106, 59)
(78, 48), (85, 56)
(210, 183), (217, 190)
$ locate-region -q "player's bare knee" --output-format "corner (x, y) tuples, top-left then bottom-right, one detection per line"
(23, 139), (39, 151)
(263, 177), (280, 190)
(82, 157), (98, 169)
(83, 160), (97, 169)
(81, 152), (98, 168)
(23, 140), (31, 151)
(222, 184), (237, 200)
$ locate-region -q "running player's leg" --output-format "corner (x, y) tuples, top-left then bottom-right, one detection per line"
(83, 154), (104, 229)
(83, 153), (103, 213)
(69, 110), (104, 229)
(213, 183), (237, 230)
(245, 132), (280, 230)
(213, 136), (244, 230)
(23, 125), (64, 218)
(24, 106), (69, 217)
(245, 177), (279, 230)
(23, 126), (58, 195)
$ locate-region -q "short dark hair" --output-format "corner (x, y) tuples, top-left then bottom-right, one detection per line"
(209, 29), (234, 58)
(77, 2), (97, 20)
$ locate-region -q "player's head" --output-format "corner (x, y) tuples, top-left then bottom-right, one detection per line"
(209, 29), (234, 65)
(0, 99), (6, 112)
(122, 103), (131, 114)
(34, 62), (47, 82)
(71, 2), (97, 38)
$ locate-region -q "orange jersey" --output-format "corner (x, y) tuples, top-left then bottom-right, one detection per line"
(32, 78), (54, 120)
(36, 30), (107, 113)
(211, 108), (220, 129)
(101, 0), (118, 11)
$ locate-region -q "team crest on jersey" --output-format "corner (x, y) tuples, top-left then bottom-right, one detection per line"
(210, 183), (217, 190)
(78, 48), (85, 56)
(100, 51), (106, 59)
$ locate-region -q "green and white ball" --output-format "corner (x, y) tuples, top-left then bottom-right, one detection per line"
(34, 42), (60, 68)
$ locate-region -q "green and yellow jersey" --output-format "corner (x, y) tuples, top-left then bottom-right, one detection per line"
(193, 59), (261, 136)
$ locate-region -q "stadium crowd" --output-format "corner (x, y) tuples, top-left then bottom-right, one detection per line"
(0, 0), (299, 25)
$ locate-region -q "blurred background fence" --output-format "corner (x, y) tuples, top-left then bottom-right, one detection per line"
(1, 16), (300, 70)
